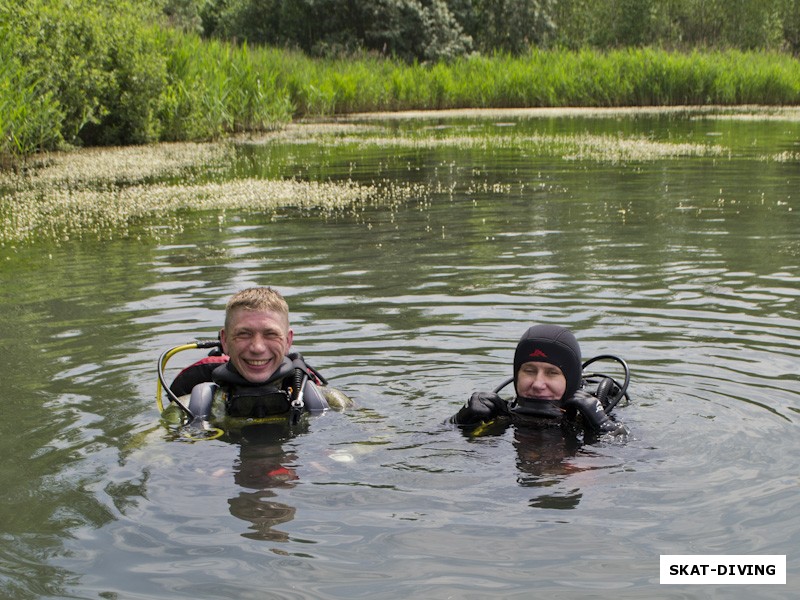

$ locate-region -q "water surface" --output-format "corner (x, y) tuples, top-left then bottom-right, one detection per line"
(1, 108), (798, 599)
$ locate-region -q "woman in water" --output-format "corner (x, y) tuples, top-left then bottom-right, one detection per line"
(449, 324), (629, 439)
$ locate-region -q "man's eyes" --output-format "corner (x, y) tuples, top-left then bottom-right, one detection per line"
(235, 331), (282, 339)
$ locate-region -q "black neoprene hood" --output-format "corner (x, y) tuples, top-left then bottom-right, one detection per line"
(513, 324), (583, 399)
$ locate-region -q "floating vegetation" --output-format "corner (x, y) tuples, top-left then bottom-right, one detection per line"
(700, 108), (800, 122)
(0, 137), (408, 245)
(4, 107), (788, 247)
(558, 134), (725, 162)
(238, 106), (747, 162)
(1, 177), (423, 245)
(767, 151), (800, 163)
(1, 142), (237, 189)
(249, 126), (725, 163)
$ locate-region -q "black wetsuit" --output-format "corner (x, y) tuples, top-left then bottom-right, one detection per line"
(450, 388), (628, 438)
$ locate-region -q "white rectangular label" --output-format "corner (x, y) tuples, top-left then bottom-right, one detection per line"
(660, 555), (786, 584)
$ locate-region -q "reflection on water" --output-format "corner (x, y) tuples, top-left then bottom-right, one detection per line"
(230, 442), (299, 542)
(1, 109), (798, 599)
(512, 426), (586, 510)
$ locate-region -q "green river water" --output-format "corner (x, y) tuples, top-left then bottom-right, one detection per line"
(0, 107), (798, 599)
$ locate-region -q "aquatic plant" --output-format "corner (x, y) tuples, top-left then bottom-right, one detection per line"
(4, 106), (799, 247)
(1, 177), (377, 244)
(0, 111), (728, 246)
(251, 119), (726, 163)
(0, 137), (422, 245)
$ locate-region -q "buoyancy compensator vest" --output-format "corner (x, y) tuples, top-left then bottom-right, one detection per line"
(186, 353), (334, 425)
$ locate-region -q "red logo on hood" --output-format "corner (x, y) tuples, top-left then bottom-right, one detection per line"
(529, 349), (548, 358)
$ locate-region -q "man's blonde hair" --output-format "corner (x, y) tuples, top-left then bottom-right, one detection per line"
(224, 287), (289, 330)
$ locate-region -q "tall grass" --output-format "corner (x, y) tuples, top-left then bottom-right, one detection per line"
(157, 32), (294, 141)
(279, 47), (800, 113)
(0, 54), (64, 160)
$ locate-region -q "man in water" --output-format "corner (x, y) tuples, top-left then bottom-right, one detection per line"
(170, 287), (350, 423)
(449, 324), (628, 439)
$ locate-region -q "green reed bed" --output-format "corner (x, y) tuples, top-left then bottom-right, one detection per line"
(226, 45), (800, 115)
(280, 48), (800, 115)
(158, 35), (294, 142)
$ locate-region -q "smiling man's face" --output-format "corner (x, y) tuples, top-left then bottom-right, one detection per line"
(220, 307), (294, 383)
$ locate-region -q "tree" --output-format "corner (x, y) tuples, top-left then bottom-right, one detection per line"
(204, 0), (471, 62)
(468, 0), (555, 53)
(781, 0), (800, 53)
(161, 0), (205, 34)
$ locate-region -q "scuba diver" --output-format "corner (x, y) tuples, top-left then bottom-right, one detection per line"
(449, 324), (630, 441)
(157, 287), (352, 439)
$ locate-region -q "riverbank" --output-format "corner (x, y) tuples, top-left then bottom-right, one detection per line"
(337, 104), (800, 121)
(4, 21), (800, 160)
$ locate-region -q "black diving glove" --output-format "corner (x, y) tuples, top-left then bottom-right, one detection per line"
(452, 392), (509, 425)
(561, 390), (628, 436)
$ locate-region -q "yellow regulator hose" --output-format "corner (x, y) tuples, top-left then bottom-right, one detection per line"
(156, 341), (225, 441)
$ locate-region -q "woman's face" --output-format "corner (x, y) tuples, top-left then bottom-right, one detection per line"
(515, 361), (567, 401)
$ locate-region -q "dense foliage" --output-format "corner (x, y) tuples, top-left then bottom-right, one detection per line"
(3, 0), (800, 159)
(190, 0), (800, 58)
(1, 0), (293, 157)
